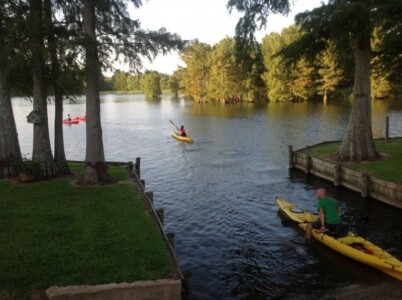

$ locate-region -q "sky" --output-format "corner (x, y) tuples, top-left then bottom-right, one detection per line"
(119, 0), (326, 75)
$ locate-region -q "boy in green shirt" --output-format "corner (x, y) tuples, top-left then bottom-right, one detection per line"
(306, 188), (342, 239)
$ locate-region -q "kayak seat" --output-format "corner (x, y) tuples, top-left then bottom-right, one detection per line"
(326, 224), (349, 238)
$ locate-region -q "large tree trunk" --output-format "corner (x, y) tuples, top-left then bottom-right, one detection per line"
(30, 0), (57, 178)
(44, 0), (69, 174)
(0, 70), (22, 178)
(83, 0), (110, 184)
(54, 85), (69, 173)
(0, 11), (22, 178)
(336, 33), (378, 161)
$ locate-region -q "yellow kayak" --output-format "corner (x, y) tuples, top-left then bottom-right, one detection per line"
(172, 132), (193, 143)
(276, 198), (402, 280)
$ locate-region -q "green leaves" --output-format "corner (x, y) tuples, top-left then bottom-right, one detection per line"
(178, 38), (265, 102)
(228, 0), (290, 65)
(141, 71), (161, 98)
(228, 0), (290, 39)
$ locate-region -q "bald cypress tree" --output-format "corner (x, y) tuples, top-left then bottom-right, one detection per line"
(181, 41), (211, 102)
(317, 45), (345, 102)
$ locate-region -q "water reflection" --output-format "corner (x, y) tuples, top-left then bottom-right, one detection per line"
(10, 95), (402, 299)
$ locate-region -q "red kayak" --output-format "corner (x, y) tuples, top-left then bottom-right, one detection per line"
(63, 119), (79, 124)
(74, 117), (87, 121)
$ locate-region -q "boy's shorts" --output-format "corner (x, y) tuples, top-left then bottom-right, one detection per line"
(311, 220), (339, 231)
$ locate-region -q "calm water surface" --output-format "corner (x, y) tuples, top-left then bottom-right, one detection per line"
(12, 95), (402, 299)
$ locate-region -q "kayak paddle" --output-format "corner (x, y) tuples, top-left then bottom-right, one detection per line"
(169, 119), (179, 130)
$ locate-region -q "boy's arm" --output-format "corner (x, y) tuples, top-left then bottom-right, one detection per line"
(319, 208), (325, 230)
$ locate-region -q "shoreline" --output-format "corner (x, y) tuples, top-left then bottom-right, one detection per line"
(289, 138), (402, 209)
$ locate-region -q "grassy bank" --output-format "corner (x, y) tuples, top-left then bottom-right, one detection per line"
(0, 163), (172, 298)
(308, 138), (402, 184)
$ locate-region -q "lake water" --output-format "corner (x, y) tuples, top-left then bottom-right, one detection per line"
(12, 95), (402, 299)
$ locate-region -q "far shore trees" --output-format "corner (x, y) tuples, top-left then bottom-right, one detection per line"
(181, 40), (211, 102)
(179, 38), (265, 102)
(170, 30), (394, 103)
(141, 71), (162, 98)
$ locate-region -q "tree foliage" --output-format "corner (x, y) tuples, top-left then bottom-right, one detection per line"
(180, 40), (211, 102)
(141, 71), (161, 98)
(317, 45), (345, 99)
(112, 70), (128, 92)
(178, 38), (265, 102)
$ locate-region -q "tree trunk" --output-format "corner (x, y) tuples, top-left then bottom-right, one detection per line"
(335, 34), (378, 161)
(0, 70), (22, 178)
(30, 0), (57, 178)
(323, 89), (328, 104)
(0, 11), (22, 178)
(44, 0), (69, 174)
(54, 86), (70, 173)
(83, 0), (110, 184)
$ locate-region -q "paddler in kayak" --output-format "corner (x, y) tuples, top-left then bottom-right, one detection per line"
(66, 114), (71, 121)
(306, 188), (342, 239)
(179, 125), (187, 137)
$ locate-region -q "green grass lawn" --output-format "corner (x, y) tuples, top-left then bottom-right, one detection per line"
(0, 163), (173, 299)
(308, 138), (402, 184)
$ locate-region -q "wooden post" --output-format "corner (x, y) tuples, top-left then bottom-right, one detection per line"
(182, 270), (193, 300)
(305, 156), (312, 174)
(386, 116), (390, 143)
(167, 233), (175, 250)
(145, 191), (153, 205)
(333, 165), (341, 187)
(156, 208), (164, 226)
(140, 179), (145, 189)
(135, 157), (141, 178)
(135, 157), (141, 170)
(361, 173), (369, 198)
(288, 145), (294, 169)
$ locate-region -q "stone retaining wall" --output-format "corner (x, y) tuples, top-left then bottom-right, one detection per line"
(47, 279), (182, 300)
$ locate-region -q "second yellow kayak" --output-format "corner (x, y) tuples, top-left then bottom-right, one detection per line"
(172, 131), (193, 143)
(276, 198), (402, 280)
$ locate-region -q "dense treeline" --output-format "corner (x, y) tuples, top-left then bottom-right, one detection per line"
(173, 26), (397, 103)
(111, 25), (397, 104)
(95, 24), (400, 104)
(101, 70), (171, 98)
